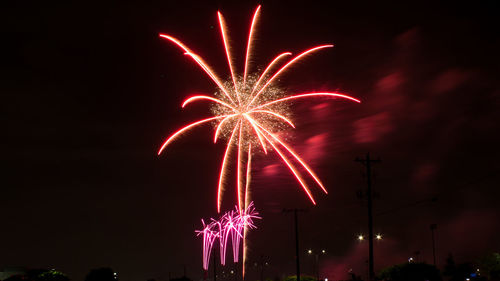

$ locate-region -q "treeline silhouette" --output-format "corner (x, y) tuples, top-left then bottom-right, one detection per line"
(2, 267), (121, 281)
(0, 268), (193, 281)
(1, 252), (499, 281)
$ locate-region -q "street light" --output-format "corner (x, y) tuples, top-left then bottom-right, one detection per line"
(306, 249), (326, 281)
(357, 234), (384, 241)
(307, 249), (326, 255)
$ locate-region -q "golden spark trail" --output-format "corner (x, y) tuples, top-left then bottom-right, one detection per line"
(158, 115), (231, 155)
(250, 52), (292, 97)
(218, 12), (239, 95)
(247, 45), (334, 108)
(249, 109), (296, 128)
(243, 5), (261, 84)
(217, 122), (240, 213)
(253, 119), (328, 194)
(214, 115), (236, 143)
(182, 95), (236, 110)
(252, 92), (361, 110)
(237, 121), (244, 212)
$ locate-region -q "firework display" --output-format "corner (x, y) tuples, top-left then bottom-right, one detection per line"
(196, 203), (260, 270)
(157, 5), (360, 213)
(158, 5), (361, 274)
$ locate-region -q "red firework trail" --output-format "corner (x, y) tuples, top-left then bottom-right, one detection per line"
(157, 6), (360, 213)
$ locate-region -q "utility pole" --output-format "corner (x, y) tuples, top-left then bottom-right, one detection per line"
(283, 209), (307, 281)
(355, 153), (380, 281)
(430, 224), (437, 267)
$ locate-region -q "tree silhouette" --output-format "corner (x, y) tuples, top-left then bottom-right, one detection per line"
(4, 269), (69, 281)
(477, 253), (500, 280)
(378, 262), (441, 281)
(37, 270), (70, 281)
(443, 254), (479, 281)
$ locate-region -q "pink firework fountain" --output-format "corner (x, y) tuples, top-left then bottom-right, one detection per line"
(196, 219), (219, 271)
(196, 202), (260, 271)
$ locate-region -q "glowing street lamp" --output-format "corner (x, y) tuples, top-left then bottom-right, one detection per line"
(356, 234), (383, 241)
(306, 249), (326, 255)
(306, 249), (326, 281)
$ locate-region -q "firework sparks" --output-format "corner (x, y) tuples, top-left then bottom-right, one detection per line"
(197, 202), (260, 270)
(157, 5), (360, 213)
(196, 219), (219, 270)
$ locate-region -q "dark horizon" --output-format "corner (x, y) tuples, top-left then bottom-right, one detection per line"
(2, 1), (499, 281)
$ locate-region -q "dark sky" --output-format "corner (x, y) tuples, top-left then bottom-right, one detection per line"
(2, 1), (500, 281)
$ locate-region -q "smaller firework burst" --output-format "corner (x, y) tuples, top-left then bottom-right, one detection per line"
(196, 202), (260, 270)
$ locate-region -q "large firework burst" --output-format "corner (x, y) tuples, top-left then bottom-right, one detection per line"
(157, 5), (360, 213)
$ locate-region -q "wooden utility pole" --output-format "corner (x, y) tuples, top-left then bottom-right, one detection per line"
(355, 153), (380, 281)
(283, 209), (307, 281)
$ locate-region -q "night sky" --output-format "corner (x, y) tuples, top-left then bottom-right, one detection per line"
(2, 1), (500, 281)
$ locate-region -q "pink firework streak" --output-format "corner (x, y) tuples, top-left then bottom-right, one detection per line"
(195, 219), (219, 270)
(196, 202), (260, 270)
(157, 6), (361, 213)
